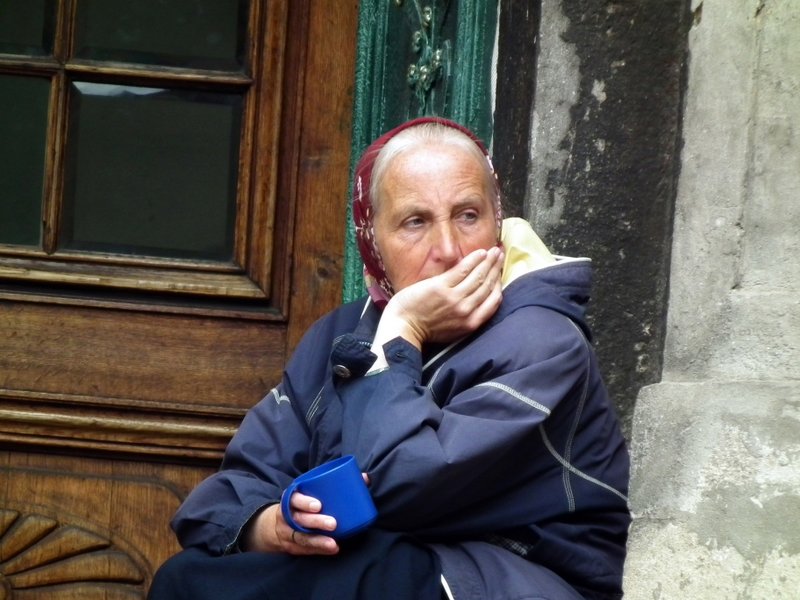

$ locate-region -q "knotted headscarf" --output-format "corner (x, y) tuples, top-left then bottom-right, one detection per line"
(352, 117), (502, 307)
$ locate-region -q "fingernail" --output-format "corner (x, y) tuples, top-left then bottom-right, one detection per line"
(309, 500), (321, 511)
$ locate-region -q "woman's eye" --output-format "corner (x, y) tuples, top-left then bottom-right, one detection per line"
(403, 216), (425, 229)
(459, 211), (479, 224)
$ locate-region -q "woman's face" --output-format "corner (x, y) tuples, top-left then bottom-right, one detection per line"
(373, 143), (498, 292)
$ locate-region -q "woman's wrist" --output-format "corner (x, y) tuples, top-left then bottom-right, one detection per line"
(373, 301), (425, 352)
(240, 505), (278, 553)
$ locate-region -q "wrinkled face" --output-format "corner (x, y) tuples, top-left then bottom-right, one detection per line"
(373, 143), (498, 292)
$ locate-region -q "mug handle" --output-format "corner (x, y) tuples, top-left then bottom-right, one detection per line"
(280, 481), (315, 534)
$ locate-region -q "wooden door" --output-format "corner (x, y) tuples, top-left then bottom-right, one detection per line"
(0, 1), (358, 597)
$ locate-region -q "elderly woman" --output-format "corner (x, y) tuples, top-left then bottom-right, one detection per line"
(149, 118), (631, 600)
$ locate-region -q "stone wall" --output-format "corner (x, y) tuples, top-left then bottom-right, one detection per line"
(494, 0), (799, 596)
(624, 0), (800, 596)
(493, 0), (689, 435)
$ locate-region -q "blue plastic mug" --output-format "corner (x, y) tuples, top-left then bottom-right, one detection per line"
(280, 455), (377, 539)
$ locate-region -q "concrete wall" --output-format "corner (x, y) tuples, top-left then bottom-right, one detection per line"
(493, 0), (688, 435)
(495, 0), (799, 596)
(624, 0), (800, 597)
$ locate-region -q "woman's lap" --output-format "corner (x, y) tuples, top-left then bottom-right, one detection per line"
(148, 532), (584, 600)
(147, 530), (442, 600)
(431, 541), (585, 600)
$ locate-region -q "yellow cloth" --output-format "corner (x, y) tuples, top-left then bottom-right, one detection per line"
(500, 217), (556, 288)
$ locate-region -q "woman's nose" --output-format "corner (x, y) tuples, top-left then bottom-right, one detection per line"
(431, 223), (461, 264)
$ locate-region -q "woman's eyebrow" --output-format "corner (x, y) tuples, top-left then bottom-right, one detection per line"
(451, 196), (490, 211)
(392, 202), (433, 219)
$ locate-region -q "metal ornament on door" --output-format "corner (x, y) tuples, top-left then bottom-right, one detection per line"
(394, 1), (453, 116)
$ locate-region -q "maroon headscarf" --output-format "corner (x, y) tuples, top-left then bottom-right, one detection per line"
(352, 117), (502, 307)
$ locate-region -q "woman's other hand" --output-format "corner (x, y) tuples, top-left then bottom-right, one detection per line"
(375, 245), (504, 349)
(241, 494), (339, 556)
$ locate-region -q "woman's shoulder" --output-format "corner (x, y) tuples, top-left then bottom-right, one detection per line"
(291, 297), (370, 359)
(479, 301), (593, 370)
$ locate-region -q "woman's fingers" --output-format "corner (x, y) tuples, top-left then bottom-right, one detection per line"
(282, 524), (339, 555)
(380, 246), (504, 346)
(437, 248), (490, 288)
(453, 246), (503, 296)
(288, 491), (337, 532)
(443, 247), (503, 321)
(289, 491), (322, 512)
(281, 494), (339, 555)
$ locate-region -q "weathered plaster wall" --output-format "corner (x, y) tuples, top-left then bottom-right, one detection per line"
(625, 0), (800, 596)
(496, 0), (799, 596)
(494, 0), (690, 434)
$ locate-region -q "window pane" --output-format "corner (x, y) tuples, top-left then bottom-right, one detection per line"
(73, 0), (249, 71)
(0, 75), (49, 247)
(61, 82), (242, 261)
(0, 0), (56, 56)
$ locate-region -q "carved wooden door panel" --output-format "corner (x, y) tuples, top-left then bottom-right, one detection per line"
(0, 1), (358, 597)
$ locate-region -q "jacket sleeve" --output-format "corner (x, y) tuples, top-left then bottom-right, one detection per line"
(168, 306), (353, 555)
(169, 380), (312, 554)
(339, 306), (595, 536)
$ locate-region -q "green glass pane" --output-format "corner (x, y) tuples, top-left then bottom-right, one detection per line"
(0, 75), (49, 247)
(73, 0), (249, 70)
(61, 82), (242, 261)
(0, 0), (56, 56)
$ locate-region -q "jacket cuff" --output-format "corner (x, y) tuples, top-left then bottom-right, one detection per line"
(382, 336), (423, 378)
(330, 333), (378, 379)
(225, 502), (275, 554)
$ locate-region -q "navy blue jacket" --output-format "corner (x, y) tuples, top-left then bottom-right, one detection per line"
(172, 258), (631, 598)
